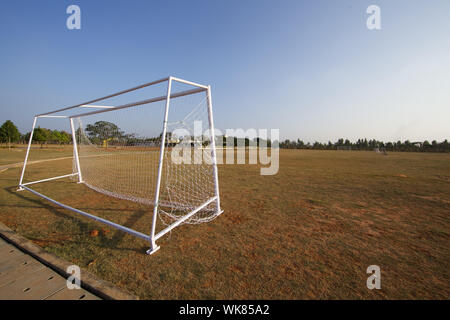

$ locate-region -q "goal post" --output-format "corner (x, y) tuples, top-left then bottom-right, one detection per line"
(69, 117), (83, 183)
(17, 76), (223, 254)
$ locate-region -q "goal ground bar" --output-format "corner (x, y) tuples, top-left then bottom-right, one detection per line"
(19, 184), (152, 241)
(19, 173), (78, 187)
(154, 196), (218, 241)
(19, 184), (218, 244)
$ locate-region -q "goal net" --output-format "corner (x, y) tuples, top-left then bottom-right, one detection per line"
(18, 77), (222, 254)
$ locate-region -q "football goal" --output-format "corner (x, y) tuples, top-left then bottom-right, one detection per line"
(18, 76), (222, 254)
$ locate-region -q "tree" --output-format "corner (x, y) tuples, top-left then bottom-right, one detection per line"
(85, 121), (124, 145)
(50, 130), (62, 144)
(0, 120), (21, 149)
(0, 126), (5, 144)
(313, 141), (323, 149)
(386, 142), (393, 151)
(59, 131), (71, 144)
(48, 130), (71, 144)
(33, 127), (49, 148)
(442, 139), (449, 153)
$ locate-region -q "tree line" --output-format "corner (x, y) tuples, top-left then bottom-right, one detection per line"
(279, 138), (450, 152)
(1, 120), (448, 152)
(0, 120), (72, 147)
(216, 136), (450, 153)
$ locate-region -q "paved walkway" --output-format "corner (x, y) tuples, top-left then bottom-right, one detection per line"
(0, 237), (100, 300)
(0, 159), (137, 300)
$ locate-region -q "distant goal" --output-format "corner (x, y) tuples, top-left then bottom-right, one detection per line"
(18, 76), (223, 254)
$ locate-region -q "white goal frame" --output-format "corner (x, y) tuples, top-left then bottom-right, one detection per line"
(18, 76), (222, 254)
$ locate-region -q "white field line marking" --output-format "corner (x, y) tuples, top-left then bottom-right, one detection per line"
(0, 150), (160, 172)
(0, 156), (74, 171)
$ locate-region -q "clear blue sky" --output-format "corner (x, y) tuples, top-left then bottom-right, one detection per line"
(1, 0), (449, 143)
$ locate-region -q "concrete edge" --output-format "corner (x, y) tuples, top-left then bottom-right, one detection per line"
(0, 221), (139, 300)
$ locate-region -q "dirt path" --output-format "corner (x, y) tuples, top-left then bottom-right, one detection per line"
(0, 157), (73, 172)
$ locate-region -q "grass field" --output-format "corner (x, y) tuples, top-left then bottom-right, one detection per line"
(0, 147), (449, 299)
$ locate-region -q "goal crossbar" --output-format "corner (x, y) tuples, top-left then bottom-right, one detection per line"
(18, 76), (222, 255)
(68, 87), (206, 119)
(36, 77), (206, 118)
(37, 77), (170, 117)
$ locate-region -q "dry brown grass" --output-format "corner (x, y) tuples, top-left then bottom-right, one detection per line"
(0, 148), (449, 299)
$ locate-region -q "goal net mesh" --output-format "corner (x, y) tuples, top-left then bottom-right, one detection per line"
(72, 90), (218, 225)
